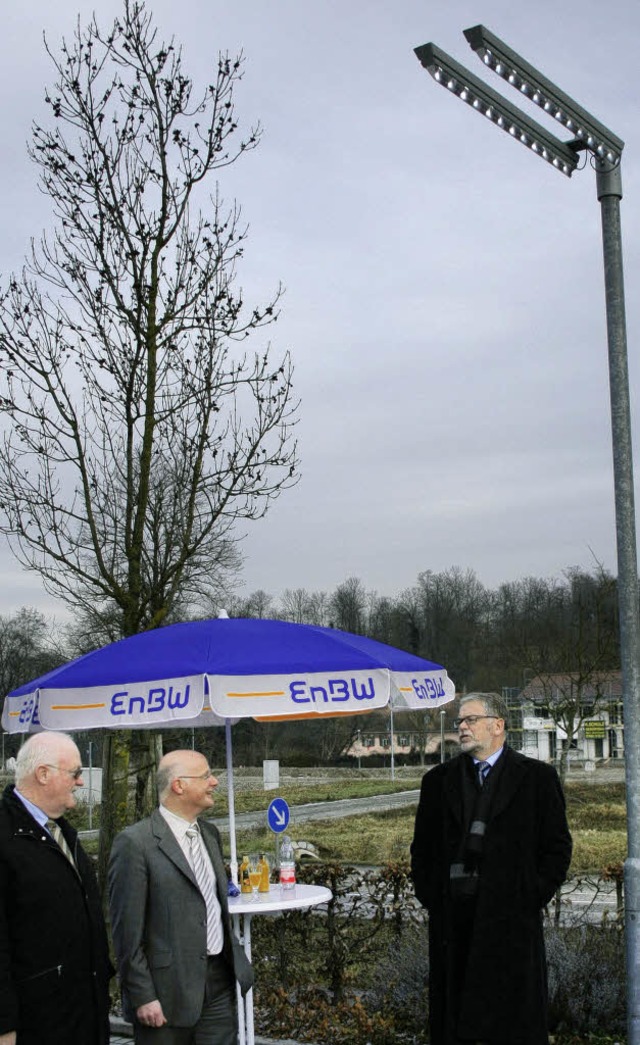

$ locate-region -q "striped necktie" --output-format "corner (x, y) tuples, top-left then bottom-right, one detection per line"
(186, 824), (223, 954)
(476, 761), (490, 787)
(46, 819), (76, 868)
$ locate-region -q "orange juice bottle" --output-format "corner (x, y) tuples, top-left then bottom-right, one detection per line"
(259, 853), (270, 893)
(240, 855), (252, 894)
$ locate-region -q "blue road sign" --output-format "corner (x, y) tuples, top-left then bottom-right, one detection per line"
(267, 797), (290, 834)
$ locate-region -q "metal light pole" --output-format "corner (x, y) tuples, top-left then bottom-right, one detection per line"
(415, 27), (640, 1042)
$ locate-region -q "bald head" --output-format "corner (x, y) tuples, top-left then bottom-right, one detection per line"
(157, 749), (218, 821)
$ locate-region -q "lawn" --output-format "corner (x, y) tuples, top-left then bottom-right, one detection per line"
(231, 777), (628, 874)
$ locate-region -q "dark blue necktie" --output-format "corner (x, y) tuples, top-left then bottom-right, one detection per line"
(477, 761), (490, 787)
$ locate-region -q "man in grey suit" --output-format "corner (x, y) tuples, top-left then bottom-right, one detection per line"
(108, 749), (253, 1044)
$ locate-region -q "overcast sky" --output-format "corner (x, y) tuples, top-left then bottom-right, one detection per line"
(1, 0), (639, 618)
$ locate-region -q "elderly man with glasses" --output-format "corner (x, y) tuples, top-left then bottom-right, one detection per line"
(0, 731), (112, 1045)
(411, 692), (572, 1045)
(108, 749), (253, 1045)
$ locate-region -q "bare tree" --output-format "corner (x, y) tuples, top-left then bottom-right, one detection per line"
(226, 588), (273, 619)
(401, 567), (488, 689)
(0, 608), (62, 707)
(279, 587), (314, 624)
(329, 577), (368, 634)
(0, 608), (64, 767)
(501, 566), (619, 781)
(278, 587), (329, 626)
(0, 2), (298, 885)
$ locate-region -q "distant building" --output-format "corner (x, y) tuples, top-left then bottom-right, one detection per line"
(506, 672), (624, 764)
(345, 708), (458, 764)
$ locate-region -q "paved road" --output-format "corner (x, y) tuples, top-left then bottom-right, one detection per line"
(215, 788), (421, 833)
(81, 790), (422, 842)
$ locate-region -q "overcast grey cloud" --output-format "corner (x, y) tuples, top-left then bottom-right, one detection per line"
(1, 0), (639, 618)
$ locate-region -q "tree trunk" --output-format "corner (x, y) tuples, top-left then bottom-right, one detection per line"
(98, 731), (131, 899)
(558, 743), (570, 787)
(97, 730), (162, 898)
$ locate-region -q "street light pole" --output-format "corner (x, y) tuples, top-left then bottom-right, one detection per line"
(596, 160), (640, 1035)
(415, 28), (640, 1042)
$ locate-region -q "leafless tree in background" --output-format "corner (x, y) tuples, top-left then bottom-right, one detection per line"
(0, 1), (298, 886)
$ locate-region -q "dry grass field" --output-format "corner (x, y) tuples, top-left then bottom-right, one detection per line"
(232, 773), (627, 874)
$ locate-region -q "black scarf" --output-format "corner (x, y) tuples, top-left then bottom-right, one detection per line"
(449, 752), (505, 902)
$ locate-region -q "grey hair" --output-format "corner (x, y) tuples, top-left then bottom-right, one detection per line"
(156, 761), (177, 802)
(14, 732), (76, 786)
(459, 692), (509, 727)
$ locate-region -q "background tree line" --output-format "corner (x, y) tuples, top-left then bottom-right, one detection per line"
(0, 561), (620, 769)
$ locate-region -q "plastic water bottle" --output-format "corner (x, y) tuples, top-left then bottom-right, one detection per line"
(279, 835), (296, 891)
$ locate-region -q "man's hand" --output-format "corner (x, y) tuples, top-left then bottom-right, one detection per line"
(0, 1032), (17, 1045)
(136, 1000), (167, 1028)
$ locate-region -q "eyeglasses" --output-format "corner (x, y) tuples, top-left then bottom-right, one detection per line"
(179, 769), (214, 780)
(44, 764), (84, 780)
(453, 715), (500, 729)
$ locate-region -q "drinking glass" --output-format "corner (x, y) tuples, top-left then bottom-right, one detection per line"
(248, 854), (261, 902)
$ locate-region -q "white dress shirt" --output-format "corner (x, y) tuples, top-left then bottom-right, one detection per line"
(159, 804), (223, 954)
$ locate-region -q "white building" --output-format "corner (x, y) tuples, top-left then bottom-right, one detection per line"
(512, 672), (624, 764)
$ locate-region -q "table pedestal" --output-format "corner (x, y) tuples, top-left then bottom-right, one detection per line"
(229, 884), (332, 1045)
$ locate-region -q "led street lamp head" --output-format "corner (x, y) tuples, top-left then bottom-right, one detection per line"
(414, 43), (579, 177)
(463, 25), (623, 164)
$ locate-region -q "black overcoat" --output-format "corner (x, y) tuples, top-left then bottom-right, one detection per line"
(411, 747), (572, 1045)
(0, 784), (112, 1045)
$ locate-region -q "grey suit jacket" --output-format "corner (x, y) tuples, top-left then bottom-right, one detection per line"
(108, 809), (253, 1026)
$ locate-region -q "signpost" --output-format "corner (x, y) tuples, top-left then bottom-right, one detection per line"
(267, 797), (290, 834)
(267, 797), (290, 870)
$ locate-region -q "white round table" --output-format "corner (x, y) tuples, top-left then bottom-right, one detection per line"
(229, 884), (332, 1045)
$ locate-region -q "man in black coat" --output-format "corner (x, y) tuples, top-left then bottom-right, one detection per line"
(411, 692), (572, 1045)
(0, 731), (112, 1045)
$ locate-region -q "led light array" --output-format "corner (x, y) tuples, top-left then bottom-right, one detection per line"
(464, 25), (624, 165)
(415, 44), (579, 178)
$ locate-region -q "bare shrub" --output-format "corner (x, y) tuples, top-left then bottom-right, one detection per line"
(546, 923), (625, 1037)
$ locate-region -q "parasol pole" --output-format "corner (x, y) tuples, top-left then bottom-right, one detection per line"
(389, 702), (395, 781)
(225, 716), (238, 883)
(217, 609), (238, 883)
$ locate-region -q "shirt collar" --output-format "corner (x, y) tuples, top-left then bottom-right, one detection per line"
(473, 746), (504, 768)
(159, 802), (195, 843)
(13, 788), (51, 829)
